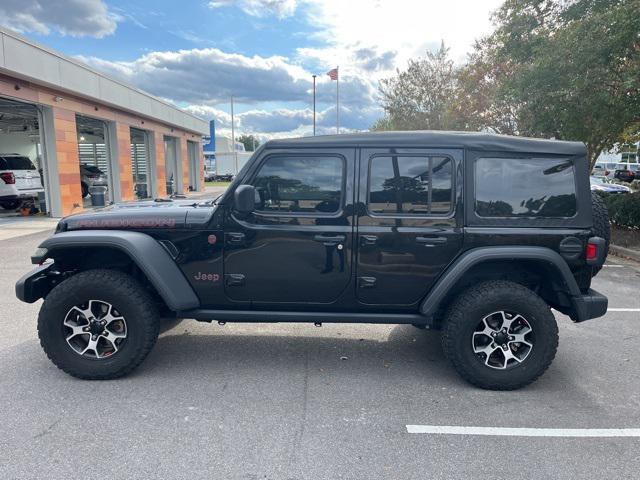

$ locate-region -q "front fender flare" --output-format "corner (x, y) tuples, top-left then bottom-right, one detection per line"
(420, 246), (582, 318)
(37, 230), (200, 311)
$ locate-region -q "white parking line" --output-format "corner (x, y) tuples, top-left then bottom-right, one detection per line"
(608, 308), (640, 312)
(406, 425), (640, 437)
(603, 264), (624, 268)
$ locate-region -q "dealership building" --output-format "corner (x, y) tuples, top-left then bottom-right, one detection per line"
(0, 27), (208, 217)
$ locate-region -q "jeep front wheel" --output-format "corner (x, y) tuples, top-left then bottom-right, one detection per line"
(38, 269), (160, 379)
(441, 280), (558, 390)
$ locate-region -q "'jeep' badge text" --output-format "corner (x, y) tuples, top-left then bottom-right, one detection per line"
(194, 272), (220, 282)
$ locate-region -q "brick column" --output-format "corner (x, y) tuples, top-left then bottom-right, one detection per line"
(52, 107), (83, 216)
(115, 123), (135, 201)
(180, 138), (190, 192)
(154, 133), (167, 197)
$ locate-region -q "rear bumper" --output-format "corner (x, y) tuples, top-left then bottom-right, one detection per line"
(571, 288), (608, 322)
(1, 188), (44, 200)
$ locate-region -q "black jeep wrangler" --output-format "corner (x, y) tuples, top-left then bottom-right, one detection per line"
(16, 132), (610, 390)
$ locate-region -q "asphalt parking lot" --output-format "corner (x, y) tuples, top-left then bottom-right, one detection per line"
(1, 231), (639, 480)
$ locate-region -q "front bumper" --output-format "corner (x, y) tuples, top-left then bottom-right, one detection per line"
(15, 263), (54, 303)
(571, 288), (608, 322)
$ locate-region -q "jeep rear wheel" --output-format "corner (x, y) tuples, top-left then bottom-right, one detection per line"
(38, 269), (160, 380)
(442, 280), (558, 390)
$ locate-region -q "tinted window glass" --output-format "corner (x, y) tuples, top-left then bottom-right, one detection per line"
(369, 156), (452, 215)
(475, 157), (576, 218)
(253, 156), (343, 214)
(1, 156), (35, 170)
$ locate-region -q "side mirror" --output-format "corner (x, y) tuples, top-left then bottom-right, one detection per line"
(234, 185), (256, 213)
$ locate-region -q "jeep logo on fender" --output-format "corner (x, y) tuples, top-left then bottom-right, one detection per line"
(194, 272), (220, 282)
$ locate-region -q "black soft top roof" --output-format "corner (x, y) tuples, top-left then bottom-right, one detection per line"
(264, 131), (586, 156)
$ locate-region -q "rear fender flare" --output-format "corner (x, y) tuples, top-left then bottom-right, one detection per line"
(420, 246), (581, 317)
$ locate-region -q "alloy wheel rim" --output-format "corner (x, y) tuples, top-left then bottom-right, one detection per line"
(63, 300), (127, 359)
(471, 310), (534, 370)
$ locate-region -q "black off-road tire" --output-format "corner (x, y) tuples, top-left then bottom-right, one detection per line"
(591, 191), (610, 276)
(0, 199), (22, 210)
(441, 281), (558, 390)
(38, 269), (160, 380)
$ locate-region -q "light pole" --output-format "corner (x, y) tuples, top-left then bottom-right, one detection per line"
(312, 74), (317, 136)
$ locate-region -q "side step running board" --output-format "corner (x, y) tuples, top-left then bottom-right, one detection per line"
(177, 309), (431, 326)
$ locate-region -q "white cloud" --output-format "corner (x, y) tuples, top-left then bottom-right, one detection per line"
(184, 103), (382, 140)
(208, 0), (300, 19)
(0, 0), (118, 38)
(299, 0), (503, 72)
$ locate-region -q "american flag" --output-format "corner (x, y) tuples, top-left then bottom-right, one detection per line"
(327, 68), (338, 80)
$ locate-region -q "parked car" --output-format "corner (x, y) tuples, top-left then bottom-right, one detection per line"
(614, 167), (635, 183)
(0, 153), (44, 210)
(80, 164), (108, 198)
(204, 167), (216, 182)
(17, 132), (609, 390)
(590, 176), (631, 193)
(627, 163), (640, 179)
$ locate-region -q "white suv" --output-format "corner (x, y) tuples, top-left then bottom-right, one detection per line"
(0, 154), (44, 210)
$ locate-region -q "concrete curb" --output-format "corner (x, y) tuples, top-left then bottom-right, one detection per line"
(609, 244), (640, 263)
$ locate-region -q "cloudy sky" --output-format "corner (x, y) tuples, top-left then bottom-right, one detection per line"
(0, 0), (503, 140)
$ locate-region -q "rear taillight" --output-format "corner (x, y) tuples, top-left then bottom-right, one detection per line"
(0, 172), (15, 184)
(586, 243), (597, 261)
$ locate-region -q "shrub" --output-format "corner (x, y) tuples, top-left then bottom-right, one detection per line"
(599, 192), (640, 229)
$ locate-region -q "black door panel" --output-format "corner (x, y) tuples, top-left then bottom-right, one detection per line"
(223, 148), (356, 305)
(356, 148), (464, 306)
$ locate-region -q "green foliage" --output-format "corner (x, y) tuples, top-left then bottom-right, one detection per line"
(236, 134), (260, 152)
(463, 0), (640, 168)
(373, 0), (640, 169)
(600, 192), (640, 229)
(376, 42), (460, 131)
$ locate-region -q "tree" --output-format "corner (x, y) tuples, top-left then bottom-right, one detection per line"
(376, 42), (460, 131)
(465, 0), (640, 168)
(236, 134), (260, 152)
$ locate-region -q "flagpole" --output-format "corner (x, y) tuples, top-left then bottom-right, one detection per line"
(312, 74), (317, 136)
(231, 95), (237, 174)
(336, 66), (339, 134)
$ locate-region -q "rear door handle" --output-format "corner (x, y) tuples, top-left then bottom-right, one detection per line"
(360, 235), (378, 246)
(313, 234), (346, 246)
(416, 236), (447, 246)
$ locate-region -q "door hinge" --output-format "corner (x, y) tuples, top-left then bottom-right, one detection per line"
(225, 274), (245, 286)
(358, 276), (377, 289)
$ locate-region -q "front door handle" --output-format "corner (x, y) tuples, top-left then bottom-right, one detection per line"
(313, 234), (346, 246)
(416, 236), (447, 246)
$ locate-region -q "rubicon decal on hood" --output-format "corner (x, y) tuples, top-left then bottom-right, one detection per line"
(68, 217), (178, 229)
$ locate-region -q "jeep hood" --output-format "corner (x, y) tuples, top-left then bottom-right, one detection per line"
(58, 198), (218, 232)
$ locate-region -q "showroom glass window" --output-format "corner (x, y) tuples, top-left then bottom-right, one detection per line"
(368, 156), (453, 215)
(252, 155), (344, 214)
(475, 157), (577, 217)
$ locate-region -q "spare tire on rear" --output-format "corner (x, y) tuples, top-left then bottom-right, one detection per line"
(591, 191), (610, 276)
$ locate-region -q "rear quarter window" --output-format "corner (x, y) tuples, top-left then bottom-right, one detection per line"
(475, 157), (577, 218)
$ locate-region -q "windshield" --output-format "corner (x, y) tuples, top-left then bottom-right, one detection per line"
(590, 176), (605, 184)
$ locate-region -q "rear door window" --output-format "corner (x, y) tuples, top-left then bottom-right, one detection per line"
(368, 155), (453, 215)
(475, 157), (577, 218)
